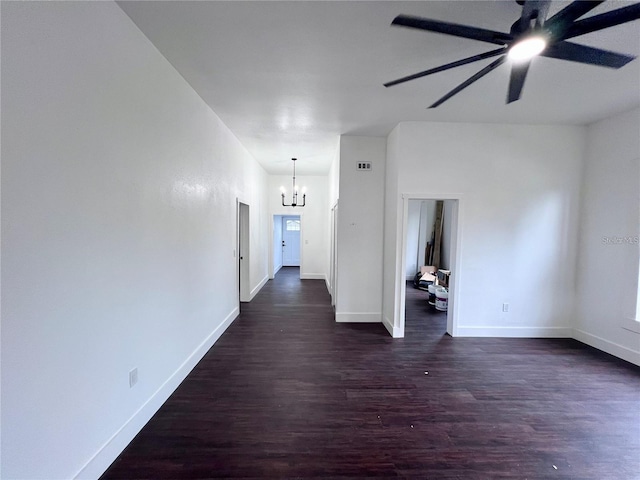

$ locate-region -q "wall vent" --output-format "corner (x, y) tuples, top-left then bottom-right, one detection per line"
(357, 162), (372, 171)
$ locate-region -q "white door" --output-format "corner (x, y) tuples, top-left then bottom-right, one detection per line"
(282, 216), (300, 266)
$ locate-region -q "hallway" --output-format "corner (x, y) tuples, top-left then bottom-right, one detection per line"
(102, 268), (639, 479)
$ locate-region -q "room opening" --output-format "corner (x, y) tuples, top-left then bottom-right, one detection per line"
(403, 198), (457, 336)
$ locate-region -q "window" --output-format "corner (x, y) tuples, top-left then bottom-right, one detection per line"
(286, 219), (300, 231)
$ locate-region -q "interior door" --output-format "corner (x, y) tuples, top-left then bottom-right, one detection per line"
(282, 216), (300, 266)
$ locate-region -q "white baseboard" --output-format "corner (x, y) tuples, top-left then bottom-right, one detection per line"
(621, 316), (640, 334)
(382, 315), (403, 338)
(573, 328), (640, 366)
(249, 275), (269, 301)
(74, 307), (239, 480)
(454, 326), (573, 338)
(335, 312), (381, 323)
(300, 273), (325, 280)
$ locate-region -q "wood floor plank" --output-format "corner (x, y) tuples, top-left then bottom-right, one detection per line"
(101, 268), (640, 479)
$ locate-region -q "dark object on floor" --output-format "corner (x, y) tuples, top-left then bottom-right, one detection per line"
(413, 271), (433, 291)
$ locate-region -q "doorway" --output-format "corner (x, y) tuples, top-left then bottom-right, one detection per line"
(238, 201), (250, 304)
(398, 195), (461, 337)
(271, 214), (302, 279)
(404, 199), (452, 336)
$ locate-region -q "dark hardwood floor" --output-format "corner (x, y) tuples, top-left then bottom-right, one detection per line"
(102, 267), (640, 479)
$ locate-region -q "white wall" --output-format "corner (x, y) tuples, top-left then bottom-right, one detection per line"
(406, 200), (436, 277)
(336, 136), (386, 323)
(418, 201), (437, 268)
(1, 2), (269, 479)
(328, 148), (340, 208)
(268, 175), (328, 280)
(326, 148), (340, 293)
(406, 201), (422, 278)
(383, 128), (402, 335)
(574, 108), (640, 365)
(384, 121), (585, 337)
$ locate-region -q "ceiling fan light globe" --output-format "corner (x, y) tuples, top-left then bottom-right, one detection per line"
(508, 37), (547, 61)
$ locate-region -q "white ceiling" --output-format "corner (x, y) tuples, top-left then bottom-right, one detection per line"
(118, 1), (640, 175)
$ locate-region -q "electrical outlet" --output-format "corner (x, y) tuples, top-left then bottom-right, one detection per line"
(129, 368), (138, 388)
(502, 303), (509, 313)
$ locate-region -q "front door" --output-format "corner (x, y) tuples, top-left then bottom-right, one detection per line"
(282, 216), (300, 266)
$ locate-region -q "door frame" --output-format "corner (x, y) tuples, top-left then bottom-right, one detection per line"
(397, 193), (463, 337)
(330, 201), (339, 307)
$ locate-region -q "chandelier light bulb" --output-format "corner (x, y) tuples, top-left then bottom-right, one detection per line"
(508, 36), (547, 61)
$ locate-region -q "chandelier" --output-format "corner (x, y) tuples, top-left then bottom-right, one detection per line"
(280, 158), (306, 207)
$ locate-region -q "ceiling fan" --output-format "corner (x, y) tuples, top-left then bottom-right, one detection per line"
(384, 0), (640, 108)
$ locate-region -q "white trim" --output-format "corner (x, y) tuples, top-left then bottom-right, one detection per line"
(74, 308), (239, 479)
(249, 274), (269, 301)
(383, 315), (403, 337)
(268, 214), (276, 278)
(401, 193), (465, 201)
(300, 273), (325, 280)
(330, 201), (339, 308)
(621, 316), (640, 334)
(298, 212), (305, 277)
(455, 326), (573, 337)
(573, 328), (640, 366)
(236, 194), (250, 207)
(335, 312), (381, 323)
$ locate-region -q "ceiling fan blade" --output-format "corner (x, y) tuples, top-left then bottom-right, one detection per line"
(392, 14), (513, 46)
(384, 47), (507, 87)
(507, 61), (531, 103)
(562, 3), (640, 40)
(542, 41), (636, 68)
(546, 0), (605, 30)
(429, 56), (507, 108)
